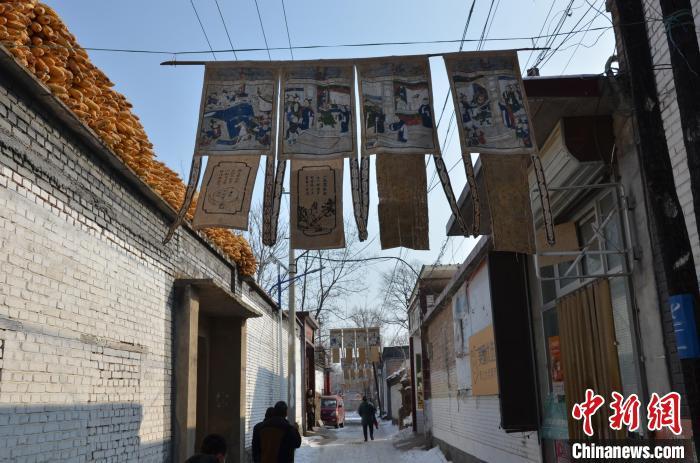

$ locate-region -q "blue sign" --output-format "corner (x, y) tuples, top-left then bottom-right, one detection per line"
(670, 294), (700, 360)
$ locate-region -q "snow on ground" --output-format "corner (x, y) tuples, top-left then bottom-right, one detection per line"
(399, 446), (450, 463)
(295, 421), (450, 463)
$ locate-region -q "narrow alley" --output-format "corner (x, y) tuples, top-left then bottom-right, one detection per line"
(296, 416), (447, 463)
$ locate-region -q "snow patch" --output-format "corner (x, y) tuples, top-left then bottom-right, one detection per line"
(399, 446), (451, 463)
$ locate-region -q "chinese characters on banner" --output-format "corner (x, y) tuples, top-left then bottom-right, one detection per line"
(290, 159), (345, 249)
(572, 389), (683, 437)
(192, 156), (259, 230)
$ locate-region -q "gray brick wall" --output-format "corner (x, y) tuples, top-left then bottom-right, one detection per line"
(641, 0), (700, 420)
(0, 62), (281, 461)
(643, 0), (700, 283)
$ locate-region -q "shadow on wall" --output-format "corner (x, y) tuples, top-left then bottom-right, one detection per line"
(0, 403), (170, 461)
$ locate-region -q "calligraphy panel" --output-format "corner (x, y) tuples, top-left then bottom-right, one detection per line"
(357, 57), (439, 156)
(192, 155), (259, 230)
(444, 51), (535, 155)
(290, 158), (345, 249)
(195, 64), (277, 156)
(281, 64), (355, 158)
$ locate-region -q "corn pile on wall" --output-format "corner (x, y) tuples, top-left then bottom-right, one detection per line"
(0, 0), (256, 275)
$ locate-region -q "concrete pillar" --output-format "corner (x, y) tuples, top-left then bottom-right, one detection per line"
(175, 285), (199, 463)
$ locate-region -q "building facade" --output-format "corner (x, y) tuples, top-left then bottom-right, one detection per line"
(0, 43), (294, 463)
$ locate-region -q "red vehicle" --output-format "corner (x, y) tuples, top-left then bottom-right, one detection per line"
(320, 395), (345, 428)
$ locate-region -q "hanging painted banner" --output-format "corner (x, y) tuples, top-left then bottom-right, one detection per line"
(192, 155), (260, 230)
(358, 347), (367, 364)
(281, 63), (355, 158)
(368, 328), (381, 347)
(329, 329), (342, 349)
(290, 158), (345, 249)
(345, 348), (354, 363)
(370, 346), (380, 363)
(481, 153), (536, 253)
(332, 348), (340, 364)
(195, 64), (277, 156)
(376, 153), (429, 250)
(356, 331), (368, 349)
(163, 156), (202, 244)
(342, 329), (356, 349)
(444, 51), (535, 155)
(357, 57), (439, 156)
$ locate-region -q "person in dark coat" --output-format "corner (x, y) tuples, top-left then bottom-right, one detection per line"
(357, 396), (377, 442)
(252, 407), (276, 463)
(252, 401), (302, 463)
(185, 434), (227, 463)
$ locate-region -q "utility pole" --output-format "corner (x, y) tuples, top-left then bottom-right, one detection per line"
(288, 242), (297, 425)
(612, 0), (700, 456)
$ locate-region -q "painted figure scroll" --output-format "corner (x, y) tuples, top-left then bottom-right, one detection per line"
(444, 51), (555, 246)
(357, 56), (469, 242)
(165, 63), (282, 244)
(280, 63), (363, 244)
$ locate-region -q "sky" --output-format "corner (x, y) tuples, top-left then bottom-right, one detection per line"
(43, 0), (615, 333)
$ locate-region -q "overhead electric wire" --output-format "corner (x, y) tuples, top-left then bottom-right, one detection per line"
(476, 0), (497, 51)
(533, 0), (576, 68)
(252, 0), (272, 60)
(522, 0), (557, 72)
(189, 0), (217, 61)
(4, 27), (623, 57)
(280, 0), (295, 60)
(214, 0), (239, 60)
(538, 0), (598, 69)
(427, 0), (476, 171)
(561, 0), (609, 73)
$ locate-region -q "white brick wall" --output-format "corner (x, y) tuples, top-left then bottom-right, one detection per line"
(425, 287), (541, 463)
(243, 295), (291, 450)
(643, 0), (700, 282)
(0, 62), (263, 461)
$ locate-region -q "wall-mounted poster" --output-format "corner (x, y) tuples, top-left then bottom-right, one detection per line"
(195, 64), (277, 156)
(469, 324), (498, 396)
(281, 63), (355, 158)
(290, 158), (345, 249)
(357, 57), (439, 156)
(192, 155), (260, 230)
(444, 51), (535, 155)
(548, 335), (565, 396)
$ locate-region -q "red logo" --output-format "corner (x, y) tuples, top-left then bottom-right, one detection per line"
(609, 392), (641, 432)
(647, 392), (682, 435)
(572, 389), (606, 437)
